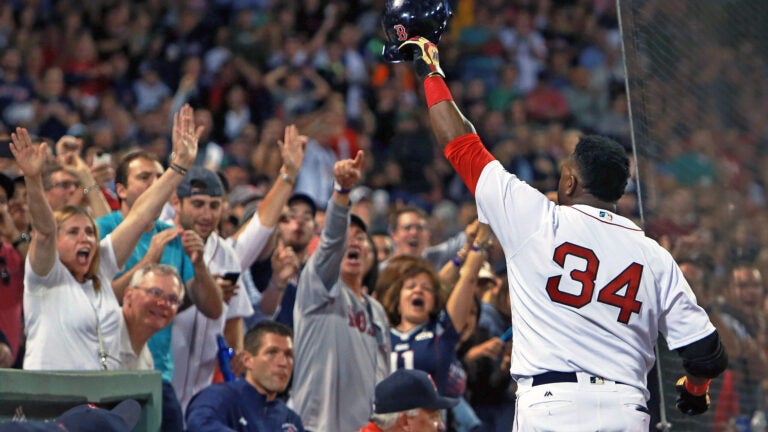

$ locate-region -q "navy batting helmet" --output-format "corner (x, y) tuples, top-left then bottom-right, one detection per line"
(381, 0), (452, 63)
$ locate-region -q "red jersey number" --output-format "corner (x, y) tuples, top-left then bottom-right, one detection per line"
(546, 242), (643, 324)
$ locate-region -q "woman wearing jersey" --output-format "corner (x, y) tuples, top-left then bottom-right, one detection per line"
(378, 224), (492, 398)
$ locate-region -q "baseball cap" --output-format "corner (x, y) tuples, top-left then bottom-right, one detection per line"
(373, 369), (458, 414)
(177, 166), (224, 198)
(350, 213), (368, 233)
(228, 184), (263, 208)
(287, 193), (316, 218)
(57, 399), (141, 432)
(0, 173), (15, 199)
(0, 399), (141, 432)
(349, 186), (372, 204)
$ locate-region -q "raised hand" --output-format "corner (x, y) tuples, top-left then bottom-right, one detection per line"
(473, 222), (494, 250)
(171, 104), (203, 169)
(180, 229), (206, 264)
(271, 241), (300, 288)
(398, 36), (444, 79)
(146, 227), (181, 264)
(333, 150), (365, 191)
(278, 124), (308, 179)
(55, 135), (82, 165)
(215, 275), (239, 304)
(10, 128), (47, 178)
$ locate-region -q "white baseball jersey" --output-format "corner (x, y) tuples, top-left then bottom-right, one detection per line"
(475, 161), (715, 400)
(172, 232), (254, 413)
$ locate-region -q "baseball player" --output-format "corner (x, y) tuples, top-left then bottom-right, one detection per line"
(388, 32), (728, 431)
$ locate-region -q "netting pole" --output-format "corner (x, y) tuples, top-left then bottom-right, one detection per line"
(615, 1), (671, 431)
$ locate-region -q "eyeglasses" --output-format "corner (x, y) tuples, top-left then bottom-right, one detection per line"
(52, 180), (81, 190)
(135, 286), (182, 307)
(400, 224), (426, 232)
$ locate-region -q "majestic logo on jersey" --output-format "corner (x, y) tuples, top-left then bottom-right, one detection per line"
(415, 331), (434, 341)
(544, 391), (553, 397)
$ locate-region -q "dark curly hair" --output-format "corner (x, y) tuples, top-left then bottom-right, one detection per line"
(572, 135), (629, 203)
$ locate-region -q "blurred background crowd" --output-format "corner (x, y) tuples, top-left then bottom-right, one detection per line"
(0, 0), (767, 430)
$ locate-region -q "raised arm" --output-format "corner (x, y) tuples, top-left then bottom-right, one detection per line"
(231, 125), (307, 265)
(309, 150), (364, 289)
(10, 128), (56, 276)
(400, 37), (495, 194)
(110, 104), (201, 268)
(260, 125), (307, 227)
(446, 223), (493, 333)
(56, 139), (110, 218)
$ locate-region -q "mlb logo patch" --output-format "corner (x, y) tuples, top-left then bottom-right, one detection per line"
(598, 211), (613, 221)
(589, 376), (606, 385)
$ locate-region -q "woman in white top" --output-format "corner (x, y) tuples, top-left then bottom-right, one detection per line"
(11, 105), (201, 370)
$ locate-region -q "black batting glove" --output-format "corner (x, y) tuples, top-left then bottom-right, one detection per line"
(675, 376), (711, 415)
(398, 37), (444, 80)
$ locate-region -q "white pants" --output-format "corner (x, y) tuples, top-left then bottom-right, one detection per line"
(513, 372), (650, 432)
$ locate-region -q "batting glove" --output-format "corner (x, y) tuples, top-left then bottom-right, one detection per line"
(675, 376), (711, 415)
(398, 37), (445, 80)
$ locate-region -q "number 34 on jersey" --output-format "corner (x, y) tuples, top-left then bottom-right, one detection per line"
(546, 242), (643, 324)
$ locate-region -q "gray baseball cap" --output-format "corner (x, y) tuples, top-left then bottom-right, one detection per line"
(177, 166), (224, 198)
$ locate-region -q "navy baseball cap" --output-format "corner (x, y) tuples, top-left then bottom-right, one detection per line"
(0, 399), (140, 432)
(374, 369), (458, 414)
(57, 399), (141, 432)
(177, 166), (224, 198)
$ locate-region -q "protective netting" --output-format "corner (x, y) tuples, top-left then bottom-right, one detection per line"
(617, 1), (768, 431)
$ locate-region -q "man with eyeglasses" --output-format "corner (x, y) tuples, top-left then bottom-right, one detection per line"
(386, 205), (472, 270)
(121, 263), (184, 370)
(42, 163), (81, 211)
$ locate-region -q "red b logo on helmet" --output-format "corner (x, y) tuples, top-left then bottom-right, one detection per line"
(394, 24), (408, 41)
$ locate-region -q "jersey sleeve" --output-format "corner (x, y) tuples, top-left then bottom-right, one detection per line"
(443, 133), (496, 194)
(474, 161), (556, 257)
(229, 215), (275, 270)
(294, 200), (348, 312)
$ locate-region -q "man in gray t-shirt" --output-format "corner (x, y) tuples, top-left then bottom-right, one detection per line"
(289, 152), (391, 432)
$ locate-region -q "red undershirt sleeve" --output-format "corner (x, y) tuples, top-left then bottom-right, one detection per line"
(443, 133), (496, 195)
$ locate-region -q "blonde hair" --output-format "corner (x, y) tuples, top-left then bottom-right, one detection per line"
(54, 205), (101, 291)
